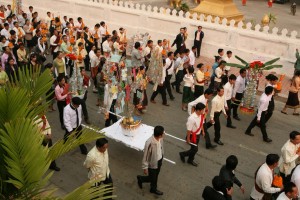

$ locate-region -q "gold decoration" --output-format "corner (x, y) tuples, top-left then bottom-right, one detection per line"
(261, 14), (270, 27)
(190, 0), (244, 23)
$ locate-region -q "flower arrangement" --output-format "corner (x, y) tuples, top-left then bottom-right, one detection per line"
(66, 53), (77, 61)
(272, 174), (283, 188)
(275, 74), (285, 92)
(226, 56), (282, 113)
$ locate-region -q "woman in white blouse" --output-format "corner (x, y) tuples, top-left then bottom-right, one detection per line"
(182, 66), (195, 111)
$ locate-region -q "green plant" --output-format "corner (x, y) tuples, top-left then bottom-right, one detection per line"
(180, 2), (189, 12)
(0, 68), (113, 199)
(268, 13), (277, 26)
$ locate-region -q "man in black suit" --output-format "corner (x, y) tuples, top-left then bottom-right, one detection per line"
(194, 26), (204, 58)
(202, 176), (233, 200)
(171, 27), (185, 56)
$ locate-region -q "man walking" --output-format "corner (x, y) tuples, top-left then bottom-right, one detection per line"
(171, 27), (185, 56)
(187, 88), (217, 149)
(245, 86), (274, 143)
(179, 103), (206, 167)
(164, 52), (175, 100)
(224, 74), (237, 128)
(250, 154), (282, 200)
(83, 138), (113, 199)
(63, 97), (88, 155)
(232, 68), (246, 121)
(278, 131), (300, 184)
(137, 126), (165, 195)
(209, 87), (227, 145)
(194, 26), (204, 58)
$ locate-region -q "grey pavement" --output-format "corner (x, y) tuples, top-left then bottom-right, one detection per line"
(129, 0), (300, 34)
(47, 71), (300, 199)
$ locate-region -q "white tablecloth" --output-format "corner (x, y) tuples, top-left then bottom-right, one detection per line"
(101, 119), (154, 151)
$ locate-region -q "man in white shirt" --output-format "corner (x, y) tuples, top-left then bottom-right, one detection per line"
(179, 103), (206, 167)
(245, 86), (274, 143)
(276, 182), (298, 200)
(102, 36), (112, 55)
(218, 48), (225, 60)
(1, 23), (10, 39)
(27, 6), (33, 21)
(4, 4), (12, 18)
(164, 52), (175, 100)
(279, 131), (300, 184)
(91, 49), (101, 93)
(84, 138), (113, 199)
(189, 46), (196, 67)
(50, 30), (60, 59)
(208, 87), (227, 145)
(137, 126), (165, 196)
(63, 97), (88, 155)
(250, 154), (282, 200)
(232, 68), (246, 121)
(188, 89), (216, 150)
(223, 50), (232, 63)
(45, 12), (52, 29)
(224, 74), (237, 129)
(144, 40), (153, 70)
(13, 21), (25, 41)
(291, 165), (300, 196)
(150, 58), (169, 106)
(171, 49), (189, 94)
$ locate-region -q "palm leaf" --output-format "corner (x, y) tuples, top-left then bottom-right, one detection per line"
(225, 63), (246, 69)
(63, 179), (115, 200)
(0, 119), (51, 195)
(263, 58), (280, 66)
(235, 55), (249, 65)
(48, 126), (104, 161)
(263, 65), (283, 70)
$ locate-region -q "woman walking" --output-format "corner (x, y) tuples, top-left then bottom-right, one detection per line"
(281, 70), (300, 115)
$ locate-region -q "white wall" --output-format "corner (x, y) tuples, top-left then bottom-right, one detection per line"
(2, 0), (299, 76)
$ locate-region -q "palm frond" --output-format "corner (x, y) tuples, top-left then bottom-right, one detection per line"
(263, 58), (280, 66)
(225, 63), (246, 69)
(63, 179), (115, 200)
(48, 127), (104, 161)
(263, 65), (283, 70)
(0, 119), (51, 191)
(235, 55), (248, 65)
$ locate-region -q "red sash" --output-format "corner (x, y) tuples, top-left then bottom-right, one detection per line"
(190, 114), (204, 144)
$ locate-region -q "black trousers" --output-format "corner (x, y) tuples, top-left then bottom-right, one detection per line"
(64, 125), (88, 154)
(105, 99), (117, 127)
(52, 51), (58, 60)
(226, 100), (233, 126)
(194, 85), (204, 99)
(207, 112), (222, 141)
(180, 135), (200, 162)
(165, 74), (174, 99)
(42, 138), (57, 168)
(194, 40), (202, 57)
(172, 70), (184, 92)
(232, 93), (243, 117)
(246, 111), (269, 140)
(139, 158), (162, 191)
(57, 100), (67, 126)
(81, 91), (89, 119)
(150, 84), (167, 105)
(265, 97), (274, 123)
(92, 174), (113, 200)
(203, 121), (213, 146)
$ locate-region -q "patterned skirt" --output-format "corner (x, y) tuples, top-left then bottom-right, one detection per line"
(182, 86), (194, 104)
(285, 91), (300, 108)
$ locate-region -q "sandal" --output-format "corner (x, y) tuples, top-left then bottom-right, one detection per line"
(293, 113), (300, 116)
(281, 111), (287, 115)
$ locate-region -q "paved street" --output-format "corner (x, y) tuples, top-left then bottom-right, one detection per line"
(47, 69), (300, 199)
(130, 0), (300, 34)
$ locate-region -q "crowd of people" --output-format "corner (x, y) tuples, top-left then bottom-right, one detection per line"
(1, 3), (300, 199)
